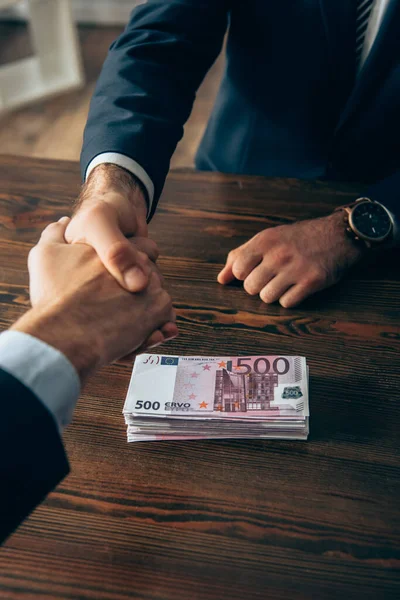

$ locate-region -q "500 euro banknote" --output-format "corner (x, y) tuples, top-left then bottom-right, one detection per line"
(124, 354), (309, 420)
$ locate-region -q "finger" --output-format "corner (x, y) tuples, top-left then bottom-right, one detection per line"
(217, 252), (236, 284)
(137, 319), (178, 352)
(243, 262), (274, 295)
(146, 270), (163, 293)
(259, 273), (293, 304)
(149, 323), (179, 347)
(39, 216), (71, 244)
(123, 332), (164, 360)
(146, 263), (165, 289)
(137, 255), (165, 288)
(145, 274), (174, 324)
(128, 237), (159, 263)
(231, 252), (262, 281)
(279, 277), (325, 308)
(161, 319), (179, 338)
(144, 330), (165, 350)
(136, 322), (179, 354)
(83, 210), (150, 292)
(165, 306), (177, 324)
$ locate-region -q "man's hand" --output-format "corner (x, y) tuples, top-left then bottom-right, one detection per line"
(65, 164), (151, 292)
(13, 217), (178, 384)
(218, 212), (365, 308)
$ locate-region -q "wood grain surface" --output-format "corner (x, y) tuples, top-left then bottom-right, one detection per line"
(0, 155), (399, 600)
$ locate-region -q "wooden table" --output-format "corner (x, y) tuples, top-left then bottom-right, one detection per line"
(0, 155), (399, 600)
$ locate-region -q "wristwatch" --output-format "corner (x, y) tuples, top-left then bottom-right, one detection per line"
(335, 197), (394, 248)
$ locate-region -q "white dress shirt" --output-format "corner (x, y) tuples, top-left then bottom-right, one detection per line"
(358, 0), (390, 74)
(0, 331), (80, 432)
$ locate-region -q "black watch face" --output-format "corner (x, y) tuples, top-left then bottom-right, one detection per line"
(351, 201), (392, 240)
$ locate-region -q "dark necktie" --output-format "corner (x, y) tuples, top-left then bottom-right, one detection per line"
(356, 0), (375, 68)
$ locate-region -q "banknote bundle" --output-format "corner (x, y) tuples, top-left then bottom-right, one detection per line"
(123, 354), (309, 442)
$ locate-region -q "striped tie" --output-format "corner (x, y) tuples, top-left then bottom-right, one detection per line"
(356, 0), (375, 68)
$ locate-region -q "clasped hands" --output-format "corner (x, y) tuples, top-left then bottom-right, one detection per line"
(14, 213), (177, 386)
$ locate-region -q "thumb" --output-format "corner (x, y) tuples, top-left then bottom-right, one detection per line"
(70, 206), (150, 292)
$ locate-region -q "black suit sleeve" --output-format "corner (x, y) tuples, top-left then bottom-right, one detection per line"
(366, 171), (400, 236)
(81, 0), (230, 218)
(0, 368), (69, 544)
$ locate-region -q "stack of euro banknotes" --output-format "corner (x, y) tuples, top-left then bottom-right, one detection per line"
(123, 354), (309, 442)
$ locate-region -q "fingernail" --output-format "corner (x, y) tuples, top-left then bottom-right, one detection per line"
(58, 216), (70, 223)
(148, 341), (164, 349)
(148, 332), (177, 349)
(124, 266), (147, 291)
(164, 333), (178, 342)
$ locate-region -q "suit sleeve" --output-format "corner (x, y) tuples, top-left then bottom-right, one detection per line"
(81, 0), (230, 218)
(0, 368), (69, 544)
(366, 171), (400, 244)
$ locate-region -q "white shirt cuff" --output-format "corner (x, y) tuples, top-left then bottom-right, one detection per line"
(85, 153), (155, 219)
(0, 331), (80, 431)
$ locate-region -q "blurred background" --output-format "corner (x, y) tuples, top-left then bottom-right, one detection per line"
(0, 0), (224, 168)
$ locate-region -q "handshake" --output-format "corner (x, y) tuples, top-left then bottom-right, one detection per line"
(12, 214), (178, 387)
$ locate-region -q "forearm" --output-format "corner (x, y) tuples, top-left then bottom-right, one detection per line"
(0, 303), (92, 437)
(11, 306), (99, 385)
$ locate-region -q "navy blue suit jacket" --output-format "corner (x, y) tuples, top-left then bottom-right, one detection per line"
(81, 0), (400, 220)
(0, 368), (69, 544)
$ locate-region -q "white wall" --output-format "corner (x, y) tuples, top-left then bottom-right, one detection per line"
(1, 0), (144, 25)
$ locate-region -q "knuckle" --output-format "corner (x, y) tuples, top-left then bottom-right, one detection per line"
(41, 222), (58, 236)
(159, 289), (172, 309)
(137, 249), (151, 268)
(46, 222), (58, 229)
(106, 240), (131, 266)
(306, 267), (326, 287)
(232, 261), (246, 280)
(258, 228), (275, 244)
(227, 248), (238, 261)
(66, 215), (94, 243)
(271, 246), (292, 266)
